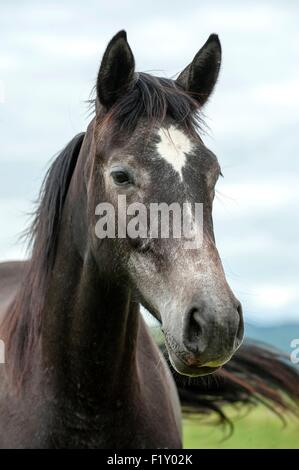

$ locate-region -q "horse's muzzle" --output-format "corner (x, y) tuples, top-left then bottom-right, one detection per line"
(164, 297), (244, 377)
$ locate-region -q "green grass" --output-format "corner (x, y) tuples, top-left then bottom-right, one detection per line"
(183, 406), (299, 448)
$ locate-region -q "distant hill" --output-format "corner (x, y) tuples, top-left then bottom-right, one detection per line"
(245, 322), (299, 354)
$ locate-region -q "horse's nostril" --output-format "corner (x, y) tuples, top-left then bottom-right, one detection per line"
(183, 299), (244, 358)
(189, 308), (203, 343)
(183, 306), (205, 354)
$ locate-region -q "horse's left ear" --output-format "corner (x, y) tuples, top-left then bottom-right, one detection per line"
(176, 34), (221, 106)
(97, 30), (135, 108)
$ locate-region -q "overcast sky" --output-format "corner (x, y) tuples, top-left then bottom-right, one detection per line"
(0, 0), (298, 324)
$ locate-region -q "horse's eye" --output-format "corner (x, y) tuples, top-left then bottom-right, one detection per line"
(110, 168), (133, 186)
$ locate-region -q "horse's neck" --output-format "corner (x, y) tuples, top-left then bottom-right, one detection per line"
(41, 212), (140, 409)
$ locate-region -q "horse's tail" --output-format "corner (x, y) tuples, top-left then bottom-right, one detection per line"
(163, 340), (299, 426)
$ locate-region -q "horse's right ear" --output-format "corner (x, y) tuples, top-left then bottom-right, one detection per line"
(96, 30), (135, 109)
(176, 34), (221, 106)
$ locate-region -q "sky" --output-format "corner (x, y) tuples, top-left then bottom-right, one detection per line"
(0, 0), (298, 325)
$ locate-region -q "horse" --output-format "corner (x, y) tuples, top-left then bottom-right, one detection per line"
(0, 31), (298, 448)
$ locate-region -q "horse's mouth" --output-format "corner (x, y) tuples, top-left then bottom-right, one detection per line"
(164, 338), (221, 377)
(168, 348), (220, 377)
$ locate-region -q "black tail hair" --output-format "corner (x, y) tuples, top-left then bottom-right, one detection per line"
(162, 340), (299, 429)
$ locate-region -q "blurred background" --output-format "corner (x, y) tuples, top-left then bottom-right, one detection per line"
(0, 0), (298, 447)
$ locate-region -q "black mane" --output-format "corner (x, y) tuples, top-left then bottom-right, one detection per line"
(96, 72), (204, 137)
(2, 133), (85, 385)
(29, 132), (85, 272)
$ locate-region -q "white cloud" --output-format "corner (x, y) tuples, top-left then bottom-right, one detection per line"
(199, 4), (292, 34)
(240, 284), (299, 324)
(252, 79), (299, 109)
(252, 284), (299, 310)
(214, 179), (299, 220)
(23, 35), (103, 60)
(0, 55), (19, 71)
(0, 80), (5, 103)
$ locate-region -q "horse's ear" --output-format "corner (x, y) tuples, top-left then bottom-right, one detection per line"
(176, 34), (221, 106)
(97, 30), (135, 108)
